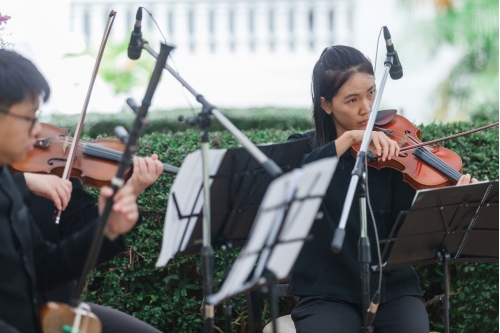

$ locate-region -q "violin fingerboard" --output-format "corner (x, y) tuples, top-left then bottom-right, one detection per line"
(412, 147), (462, 182)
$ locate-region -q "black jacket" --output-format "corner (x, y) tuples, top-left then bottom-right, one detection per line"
(13, 175), (99, 244)
(287, 132), (422, 304)
(12, 175), (99, 304)
(0, 167), (126, 333)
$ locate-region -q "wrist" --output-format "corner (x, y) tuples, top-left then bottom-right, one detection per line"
(334, 131), (355, 157)
(344, 131), (357, 145)
(133, 188), (143, 198)
(104, 229), (119, 241)
(23, 173), (34, 191)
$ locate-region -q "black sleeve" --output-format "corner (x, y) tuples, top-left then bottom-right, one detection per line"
(390, 170), (417, 225)
(30, 214), (126, 292)
(0, 319), (21, 333)
(60, 179), (144, 235)
(302, 140), (338, 165)
(12, 173), (32, 206)
(287, 130), (314, 142)
(58, 178), (99, 239)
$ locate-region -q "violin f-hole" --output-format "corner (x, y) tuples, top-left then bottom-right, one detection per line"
(47, 156), (77, 166)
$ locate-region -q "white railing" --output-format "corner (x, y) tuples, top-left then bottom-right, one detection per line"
(69, 0), (354, 54)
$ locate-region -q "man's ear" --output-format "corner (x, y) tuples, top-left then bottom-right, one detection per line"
(320, 97), (332, 115)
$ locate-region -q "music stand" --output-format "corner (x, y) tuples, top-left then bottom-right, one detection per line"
(156, 138), (311, 266)
(155, 138), (311, 332)
(380, 181), (498, 333)
(205, 157), (337, 333)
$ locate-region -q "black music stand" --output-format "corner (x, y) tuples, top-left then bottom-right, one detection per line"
(206, 156), (338, 333)
(156, 137), (311, 265)
(380, 181), (499, 333)
(155, 138), (311, 333)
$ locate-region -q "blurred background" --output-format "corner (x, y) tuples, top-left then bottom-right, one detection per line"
(1, 0), (498, 125)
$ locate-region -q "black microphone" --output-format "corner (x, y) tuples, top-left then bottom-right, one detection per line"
(127, 7), (143, 60)
(383, 26), (403, 80)
(126, 98), (140, 115)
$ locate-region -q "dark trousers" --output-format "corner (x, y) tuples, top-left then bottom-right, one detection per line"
(291, 295), (429, 333)
(90, 303), (162, 333)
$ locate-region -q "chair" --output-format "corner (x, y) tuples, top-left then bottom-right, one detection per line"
(245, 283), (297, 333)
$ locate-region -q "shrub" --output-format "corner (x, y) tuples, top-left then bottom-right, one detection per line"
(82, 120), (498, 332)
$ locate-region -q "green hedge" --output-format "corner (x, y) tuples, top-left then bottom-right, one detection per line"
(82, 119), (498, 333)
(43, 107), (313, 137)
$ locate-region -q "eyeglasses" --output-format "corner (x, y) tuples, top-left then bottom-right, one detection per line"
(0, 107), (41, 132)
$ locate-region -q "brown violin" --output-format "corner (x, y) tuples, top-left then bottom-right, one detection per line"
(352, 110), (498, 190)
(10, 123), (179, 188)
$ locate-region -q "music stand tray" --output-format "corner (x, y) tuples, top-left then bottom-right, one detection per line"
(206, 156), (338, 305)
(156, 138), (311, 267)
(380, 181), (498, 333)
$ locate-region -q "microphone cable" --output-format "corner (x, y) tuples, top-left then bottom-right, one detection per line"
(141, 7), (167, 44)
(139, 7), (198, 117)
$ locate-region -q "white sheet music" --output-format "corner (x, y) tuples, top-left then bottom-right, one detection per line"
(207, 156), (338, 305)
(156, 149), (227, 267)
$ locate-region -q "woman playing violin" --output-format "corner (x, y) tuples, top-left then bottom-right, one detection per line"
(287, 45), (477, 333)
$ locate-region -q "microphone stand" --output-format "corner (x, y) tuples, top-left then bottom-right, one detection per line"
(135, 37), (283, 333)
(330, 50), (395, 333)
(72, 42), (172, 302)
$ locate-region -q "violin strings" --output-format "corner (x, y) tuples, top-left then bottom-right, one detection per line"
(369, 128), (462, 181)
(44, 136), (129, 160)
(372, 127), (420, 148)
(413, 147), (462, 181)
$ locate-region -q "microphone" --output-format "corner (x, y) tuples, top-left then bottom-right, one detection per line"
(383, 26), (403, 80)
(126, 98), (140, 115)
(127, 7), (143, 60)
(114, 126), (130, 144)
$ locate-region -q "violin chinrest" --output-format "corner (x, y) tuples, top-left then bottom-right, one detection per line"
(375, 109), (397, 126)
(40, 302), (102, 333)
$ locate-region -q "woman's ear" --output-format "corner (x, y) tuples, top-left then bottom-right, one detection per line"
(320, 97), (332, 115)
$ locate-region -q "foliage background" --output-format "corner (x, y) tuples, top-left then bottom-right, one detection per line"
(61, 112), (499, 333)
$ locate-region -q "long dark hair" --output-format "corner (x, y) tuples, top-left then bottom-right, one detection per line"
(311, 46), (373, 149)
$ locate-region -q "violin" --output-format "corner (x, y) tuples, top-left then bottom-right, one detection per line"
(352, 110), (498, 190)
(40, 302), (100, 333)
(10, 123), (179, 188)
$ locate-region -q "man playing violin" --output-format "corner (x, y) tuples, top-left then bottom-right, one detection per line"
(12, 157), (164, 333)
(0, 49), (157, 333)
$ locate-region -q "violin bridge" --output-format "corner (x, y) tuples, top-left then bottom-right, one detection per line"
(63, 136), (70, 153)
(398, 135), (409, 147)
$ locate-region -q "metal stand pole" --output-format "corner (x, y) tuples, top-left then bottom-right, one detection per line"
(221, 245), (233, 333)
(262, 269), (279, 333)
(358, 181), (372, 333)
(72, 42), (172, 303)
(140, 40), (282, 178)
(134, 38), (284, 332)
(331, 61), (392, 252)
(438, 250), (451, 333)
(330, 55), (395, 333)
(201, 129), (214, 333)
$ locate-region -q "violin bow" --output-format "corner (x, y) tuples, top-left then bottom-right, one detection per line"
(55, 11), (117, 224)
(399, 122), (499, 152)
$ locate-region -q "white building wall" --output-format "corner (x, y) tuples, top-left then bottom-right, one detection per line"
(3, 0), (461, 124)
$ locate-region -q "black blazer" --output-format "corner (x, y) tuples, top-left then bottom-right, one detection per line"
(286, 132), (422, 304)
(0, 167), (126, 333)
